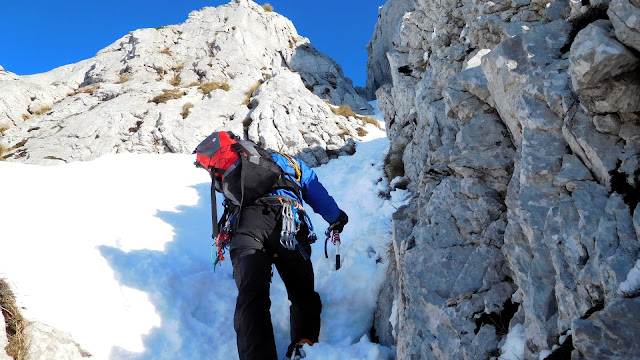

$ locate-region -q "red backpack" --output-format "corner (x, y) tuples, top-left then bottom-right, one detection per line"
(194, 131), (302, 236)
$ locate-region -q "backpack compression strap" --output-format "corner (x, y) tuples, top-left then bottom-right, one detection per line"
(210, 173), (219, 239)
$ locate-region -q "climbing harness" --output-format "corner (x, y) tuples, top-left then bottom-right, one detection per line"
(324, 228), (341, 270)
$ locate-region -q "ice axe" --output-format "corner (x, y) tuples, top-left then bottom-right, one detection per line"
(324, 228), (341, 270)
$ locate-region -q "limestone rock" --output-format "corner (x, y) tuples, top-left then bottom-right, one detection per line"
(552, 154), (594, 191)
(608, 0), (640, 52)
(369, 0), (640, 358)
(0, 0), (370, 165)
(593, 113), (622, 134)
(364, 0), (418, 99)
(244, 70), (356, 167)
(0, 312), (12, 360)
(455, 64), (495, 108)
(25, 322), (90, 360)
(568, 19), (640, 114)
(562, 108), (624, 188)
(569, 20), (639, 90)
(572, 298), (640, 360)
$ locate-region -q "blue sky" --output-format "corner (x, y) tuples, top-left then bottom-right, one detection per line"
(0, 0), (385, 87)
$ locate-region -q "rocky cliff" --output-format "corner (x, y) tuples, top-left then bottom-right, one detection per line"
(0, 0), (373, 167)
(369, 0), (640, 359)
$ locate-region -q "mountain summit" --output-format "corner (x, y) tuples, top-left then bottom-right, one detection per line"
(0, 0), (373, 166)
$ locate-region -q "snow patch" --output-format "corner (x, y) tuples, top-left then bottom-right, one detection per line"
(0, 114), (407, 359)
(499, 323), (525, 360)
(620, 259), (640, 296)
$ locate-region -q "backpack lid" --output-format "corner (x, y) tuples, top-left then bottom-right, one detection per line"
(194, 131), (240, 177)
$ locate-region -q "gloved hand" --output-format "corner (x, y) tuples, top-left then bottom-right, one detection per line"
(328, 210), (348, 233)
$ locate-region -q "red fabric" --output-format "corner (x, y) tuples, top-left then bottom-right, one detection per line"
(195, 131), (240, 177)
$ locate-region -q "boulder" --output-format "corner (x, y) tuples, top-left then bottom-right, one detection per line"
(608, 0), (640, 52)
(568, 19), (640, 113)
(25, 322), (90, 360)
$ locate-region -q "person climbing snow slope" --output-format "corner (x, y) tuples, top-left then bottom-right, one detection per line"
(194, 131), (349, 360)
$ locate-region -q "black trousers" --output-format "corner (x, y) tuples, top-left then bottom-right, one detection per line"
(229, 203), (322, 360)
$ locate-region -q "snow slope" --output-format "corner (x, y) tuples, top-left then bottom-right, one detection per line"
(0, 109), (407, 359)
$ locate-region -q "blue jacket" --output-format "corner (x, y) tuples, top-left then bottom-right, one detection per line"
(270, 153), (341, 224)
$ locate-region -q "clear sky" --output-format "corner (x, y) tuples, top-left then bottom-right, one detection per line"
(0, 0), (385, 88)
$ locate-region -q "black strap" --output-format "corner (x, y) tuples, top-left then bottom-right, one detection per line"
(210, 175), (218, 239)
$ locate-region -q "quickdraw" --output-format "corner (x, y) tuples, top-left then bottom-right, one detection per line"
(280, 203), (301, 251)
(278, 197), (313, 260)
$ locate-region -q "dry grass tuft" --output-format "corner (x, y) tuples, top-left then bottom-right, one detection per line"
(262, 3), (274, 12)
(243, 117), (253, 131)
(331, 104), (357, 118)
(358, 115), (382, 130)
(199, 81), (230, 94)
(182, 103), (194, 119)
(330, 104), (382, 129)
(244, 81), (262, 106)
(338, 126), (351, 138)
(0, 143), (7, 160)
(33, 106), (52, 116)
(356, 127), (368, 137)
(117, 74), (131, 84)
(21, 114), (30, 121)
(1, 278), (29, 360)
(70, 85), (99, 96)
(149, 89), (185, 104)
(169, 76), (181, 87)
(161, 47), (172, 56)
(1, 124), (11, 133)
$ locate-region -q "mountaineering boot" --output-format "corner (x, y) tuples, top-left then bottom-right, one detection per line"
(285, 338), (313, 359)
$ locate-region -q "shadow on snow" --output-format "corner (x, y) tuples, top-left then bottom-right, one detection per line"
(99, 182), (240, 359)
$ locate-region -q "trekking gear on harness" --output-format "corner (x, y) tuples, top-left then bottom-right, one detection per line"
(211, 211), (234, 271)
(280, 202), (301, 251)
(278, 196), (317, 260)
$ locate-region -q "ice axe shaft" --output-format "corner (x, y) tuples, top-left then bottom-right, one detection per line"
(325, 229), (341, 270)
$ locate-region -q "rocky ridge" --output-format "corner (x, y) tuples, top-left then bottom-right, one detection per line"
(0, 0), (373, 167)
(369, 0), (640, 359)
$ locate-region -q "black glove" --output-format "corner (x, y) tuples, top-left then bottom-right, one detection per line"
(328, 210), (348, 233)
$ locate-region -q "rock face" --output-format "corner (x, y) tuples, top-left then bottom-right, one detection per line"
(368, 0), (640, 359)
(0, 0), (373, 166)
(25, 322), (90, 360)
(364, 0), (418, 100)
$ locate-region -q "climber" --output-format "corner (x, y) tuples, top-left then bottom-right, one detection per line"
(194, 131), (349, 360)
